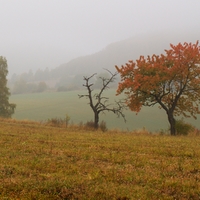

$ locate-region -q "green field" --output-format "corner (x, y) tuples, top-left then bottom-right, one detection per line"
(10, 90), (200, 132)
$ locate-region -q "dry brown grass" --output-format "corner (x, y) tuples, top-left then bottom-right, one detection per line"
(0, 118), (200, 199)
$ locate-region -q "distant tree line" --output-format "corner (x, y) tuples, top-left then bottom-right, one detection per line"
(11, 80), (48, 94)
(9, 68), (118, 94)
(8, 68), (50, 94)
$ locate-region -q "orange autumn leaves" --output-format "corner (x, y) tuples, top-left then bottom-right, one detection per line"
(116, 41), (200, 117)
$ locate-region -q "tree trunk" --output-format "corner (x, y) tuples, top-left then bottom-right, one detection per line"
(94, 111), (99, 129)
(167, 111), (176, 135)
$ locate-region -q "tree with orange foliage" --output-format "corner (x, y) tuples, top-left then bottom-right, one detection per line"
(116, 41), (200, 135)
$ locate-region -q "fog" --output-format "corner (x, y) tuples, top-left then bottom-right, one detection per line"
(0, 0), (200, 75)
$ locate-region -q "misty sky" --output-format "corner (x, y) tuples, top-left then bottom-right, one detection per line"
(0, 0), (200, 75)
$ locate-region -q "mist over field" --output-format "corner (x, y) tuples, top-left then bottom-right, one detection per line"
(0, 0), (200, 76)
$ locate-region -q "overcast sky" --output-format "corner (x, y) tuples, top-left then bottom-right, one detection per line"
(0, 0), (200, 75)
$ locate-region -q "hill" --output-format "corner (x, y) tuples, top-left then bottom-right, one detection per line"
(51, 31), (200, 87)
(9, 31), (200, 91)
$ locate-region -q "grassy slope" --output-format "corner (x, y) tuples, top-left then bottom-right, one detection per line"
(0, 119), (200, 199)
(10, 90), (200, 132)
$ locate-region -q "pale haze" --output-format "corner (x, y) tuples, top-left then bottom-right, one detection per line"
(0, 0), (200, 75)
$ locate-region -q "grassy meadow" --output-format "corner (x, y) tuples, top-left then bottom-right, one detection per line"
(0, 118), (200, 199)
(10, 90), (200, 132)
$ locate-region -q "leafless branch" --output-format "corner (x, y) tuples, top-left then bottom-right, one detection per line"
(78, 70), (126, 128)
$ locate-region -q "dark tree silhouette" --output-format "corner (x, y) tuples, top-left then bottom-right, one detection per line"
(79, 70), (126, 129)
(0, 56), (16, 117)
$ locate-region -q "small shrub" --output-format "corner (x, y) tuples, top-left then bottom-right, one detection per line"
(175, 119), (195, 136)
(46, 117), (66, 127)
(85, 120), (96, 130)
(99, 120), (108, 132)
(84, 120), (108, 131)
(46, 114), (70, 128)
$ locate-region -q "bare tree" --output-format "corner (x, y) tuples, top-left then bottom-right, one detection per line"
(78, 70), (126, 129)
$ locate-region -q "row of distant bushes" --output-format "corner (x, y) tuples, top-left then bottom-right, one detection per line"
(44, 115), (199, 135)
(45, 115), (108, 132)
(1, 116), (199, 135)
